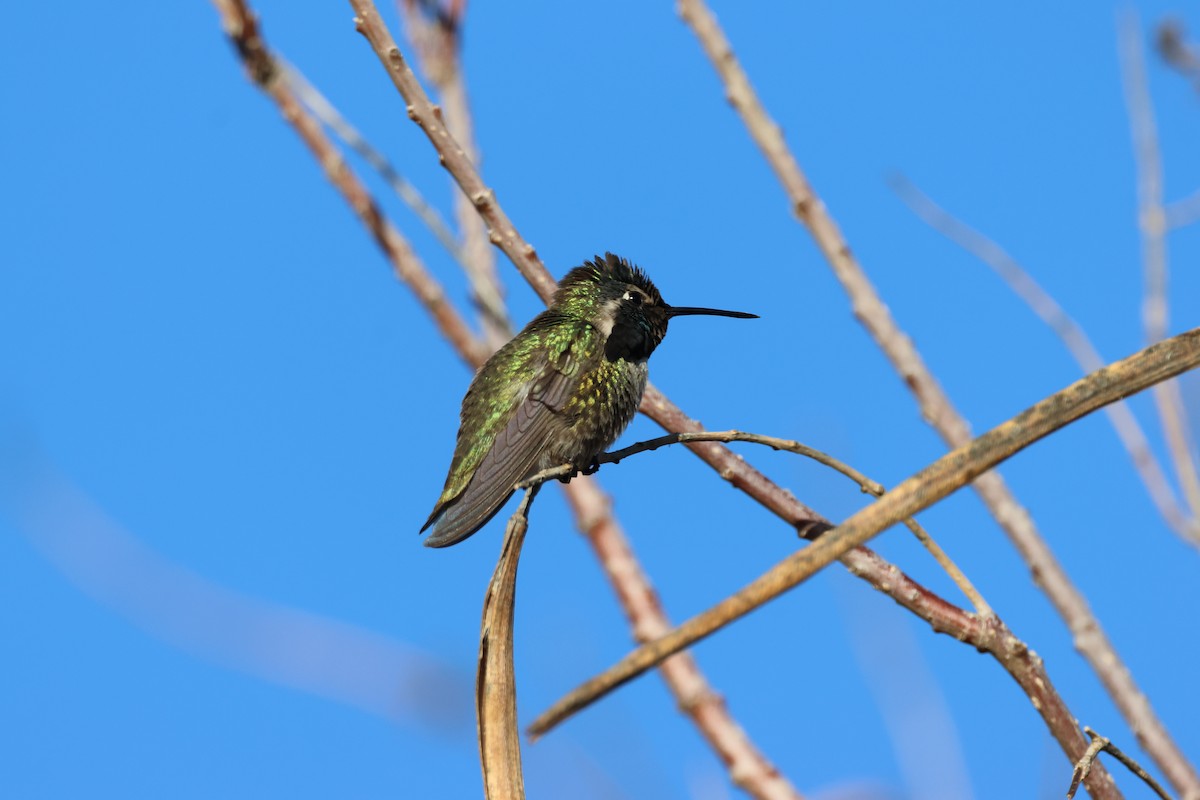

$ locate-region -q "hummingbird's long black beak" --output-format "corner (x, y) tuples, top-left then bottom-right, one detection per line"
(665, 305), (758, 319)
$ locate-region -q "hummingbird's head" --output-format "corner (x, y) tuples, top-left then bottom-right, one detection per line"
(553, 253), (757, 363)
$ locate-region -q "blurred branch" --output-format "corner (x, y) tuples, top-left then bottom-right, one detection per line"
(891, 174), (1199, 545)
(278, 59), (466, 264)
(1121, 10), (1200, 532)
(1068, 728), (1172, 800)
(677, 1), (1200, 795)
(561, 477), (805, 800)
(1156, 19), (1200, 93)
(525, 429), (990, 616)
(399, 0), (511, 345)
(210, 0), (489, 367)
(477, 488), (536, 800)
(5, 456), (468, 728)
(535, 326), (1200, 798)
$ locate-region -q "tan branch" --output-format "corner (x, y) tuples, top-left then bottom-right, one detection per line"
(1120, 10), (1200, 534)
(210, 0), (488, 368)
(277, 59), (466, 264)
(677, 1), (1200, 795)
(399, 0), (510, 345)
(892, 174), (1199, 544)
(477, 488), (536, 800)
(561, 478), (804, 800)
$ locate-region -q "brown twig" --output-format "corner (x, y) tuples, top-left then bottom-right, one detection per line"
(524, 429), (990, 615)
(1121, 10), (1200, 535)
(1069, 728), (1172, 800)
(210, 0), (488, 368)
(677, 1), (1200, 795)
(561, 477), (805, 800)
(477, 487), (536, 800)
(277, 58), (466, 265)
(1156, 19), (1200, 93)
(534, 325), (1200, 798)
(399, 0), (510, 345)
(891, 174), (1199, 544)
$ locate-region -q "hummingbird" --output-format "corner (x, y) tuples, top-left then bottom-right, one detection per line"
(421, 252), (757, 548)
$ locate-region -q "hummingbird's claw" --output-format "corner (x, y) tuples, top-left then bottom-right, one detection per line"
(580, 458), (601, 476)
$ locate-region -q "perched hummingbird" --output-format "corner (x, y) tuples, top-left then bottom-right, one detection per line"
(421, 252), (757, 547)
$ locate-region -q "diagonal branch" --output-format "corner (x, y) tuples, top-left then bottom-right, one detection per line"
(891, 174), (1198, 544)
(533, 326), (1200, 800)
(676, 1), (1200, 795)
(1120, 10), (1200, 532)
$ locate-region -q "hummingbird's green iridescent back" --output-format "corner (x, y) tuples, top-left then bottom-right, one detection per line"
(421, 253), (755, 547)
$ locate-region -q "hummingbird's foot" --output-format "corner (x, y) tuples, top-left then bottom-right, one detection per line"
(580, 457), (602, 476)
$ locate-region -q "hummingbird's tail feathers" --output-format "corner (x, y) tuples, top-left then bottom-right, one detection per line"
(422, 389), (565, 547)
(422, 485), (513, 548)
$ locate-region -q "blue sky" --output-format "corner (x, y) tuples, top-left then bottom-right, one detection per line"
(3, 2), (1199, 798)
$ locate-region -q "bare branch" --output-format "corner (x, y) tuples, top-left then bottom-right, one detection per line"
(561, 478), (805, 800)
(399, 0), (511, 345)
(278, 59), (466, 264)
(1069, 728), (1172, 800)
(210, 0), (489, 368)
(534, 325), (1200, 798)
(677, 1), (1200, 794)
(477, 488), (536, 800)
(525, 429), (990, 615)
(891, 174), (1199, 544)
(1120, 10), (1200, 532)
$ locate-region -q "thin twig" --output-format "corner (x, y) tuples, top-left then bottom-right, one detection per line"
(678, 1), (1200, 795)
(477, 487), (536, 800)
(1121, 10), (1200, 533)
(891, 174), (1199, 544)
(534, 326), (1200, 798)
(399, 0), (511, 345)
(210, 0), (488, 368)
(277, 59), (466, 264)
(1156, 19), (1200, 93)
(1069, 728), (1173, 800)
(1166, 188), (1200, 231)
(523, 429), (990, 615)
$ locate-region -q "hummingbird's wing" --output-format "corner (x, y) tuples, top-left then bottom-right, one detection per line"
(422, 319), (593, 547)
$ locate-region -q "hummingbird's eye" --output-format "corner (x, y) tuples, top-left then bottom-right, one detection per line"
(623, 290), (643, 306)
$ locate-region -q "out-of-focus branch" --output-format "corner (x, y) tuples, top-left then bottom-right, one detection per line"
(534, 326), (1200, 800)
(210, 0), (489, 368)
(677, 1), (1200, 795)
(477, 488), (535, 800)
(891, 174), (1199, 545)
(278, 59), (465, 264)
(1120, 10), (1200, 534)
(6, 455), (468, 729)
(561, 477), (805, 800)
(399, 0), (510, 346)
(1156, 19), (1200, 93)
